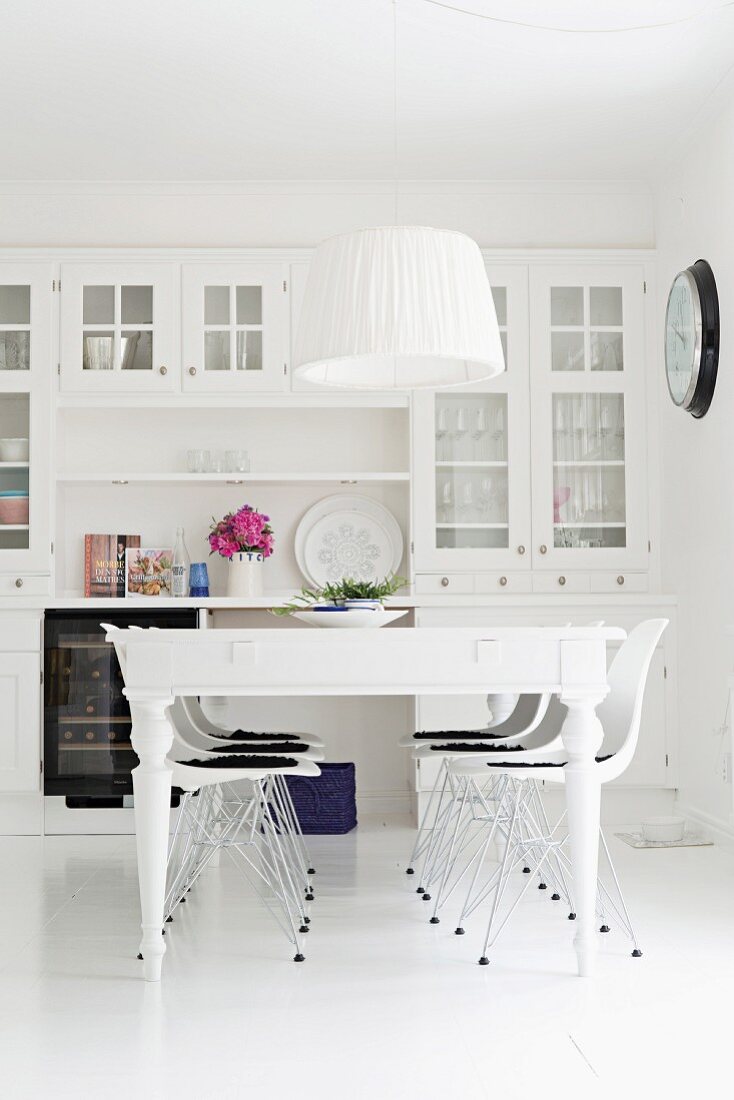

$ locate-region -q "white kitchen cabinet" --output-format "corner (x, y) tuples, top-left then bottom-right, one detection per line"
(60, 263), (177, 393)
(182, 263), (288, 392)
(0, 263), (53, 577)
(529, 265), (648, 571)
(0, 649), (41, 793)
(412, 265), (531, 572)
(412, 260), (651, 582)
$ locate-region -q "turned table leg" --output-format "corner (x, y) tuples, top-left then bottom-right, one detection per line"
(128, 694), (175, 982)
(560, 692), (606, 978)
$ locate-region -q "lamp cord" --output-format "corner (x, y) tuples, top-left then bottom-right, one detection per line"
(420, 0), (734, 35)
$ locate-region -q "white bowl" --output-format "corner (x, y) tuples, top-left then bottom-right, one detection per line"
(294, 609), (408, 629)
(641, 816), (685, 843)
(0, 438), (29, 462)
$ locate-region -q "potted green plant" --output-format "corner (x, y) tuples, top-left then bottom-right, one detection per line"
(272, 574), (406, 616)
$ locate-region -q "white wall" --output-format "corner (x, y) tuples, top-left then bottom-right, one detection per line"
(654, 92), (734, 836)
(0, 180), (653, 249)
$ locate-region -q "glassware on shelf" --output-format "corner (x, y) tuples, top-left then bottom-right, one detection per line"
(172, 527), (190, 598)
(478, 476), (494, 519)
(436, 404), (450, 461)
(187, 449), (207, 473)
(459, 480), (475, 521)
(208, 451), (224, 473)
(439, 478), (454, 522)
(472, 406), (487, 460)
(225, 449), (250, 473)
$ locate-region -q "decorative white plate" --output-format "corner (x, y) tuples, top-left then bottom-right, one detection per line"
(294, 495), (404, 587)
(293, 609), (408, 629)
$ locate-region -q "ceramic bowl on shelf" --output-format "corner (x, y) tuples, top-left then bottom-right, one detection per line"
(0, 490), (29, 524)
(0, 438), (29, 462)
(293, 609), (408, 629)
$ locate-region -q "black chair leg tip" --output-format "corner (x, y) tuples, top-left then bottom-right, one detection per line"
(632, 949), (643, 958)
(429, 917), (440, 925)
(454, 927), (465, 936)
(551, 893), (560, 901)
(304, 917), (311, 924)
(538, 883), (547, 890)
(179, 897), (186, 903)
(568, 912), (576, 921)
(522, 867), (531, 874)
(308, 868), (315, 875)
(416, 886), (425, 894)
(299, 925), (309, 934)
(305, 893), (315, 901)
(293, 954), (306, 963)
(422, 893), (432, 901)
(478, 956), (490, 966)
(137, 953), (143, 960)
(600, 924), (610, 933)
(161, 929), (166, 936)
(406, 868), (414, 875)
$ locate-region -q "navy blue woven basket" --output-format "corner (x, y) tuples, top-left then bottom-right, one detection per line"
(284, 763), (357, 835)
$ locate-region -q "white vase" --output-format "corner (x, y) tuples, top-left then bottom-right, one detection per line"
(226, 551), (264, 597)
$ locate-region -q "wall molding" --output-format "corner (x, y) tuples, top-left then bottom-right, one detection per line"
(675, 800), (734, 849)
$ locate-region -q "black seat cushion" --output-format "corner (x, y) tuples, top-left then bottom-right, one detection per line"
(413, 729), (508, 741)
(179, 755), (299, 770)
(208, 730), (297, 742)
(481, 753), (615, 768)
(212, 741), (309, 754)
(430, 742), (523, 753)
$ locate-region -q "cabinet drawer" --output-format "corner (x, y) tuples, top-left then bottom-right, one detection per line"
(414, 574), (474, 595)
(0, 613), (41, 651)
(590, 572), (649, 594)
(532, 573), (591, 594)
(0, 574), (50, 598)
(475, 572), (533, 594)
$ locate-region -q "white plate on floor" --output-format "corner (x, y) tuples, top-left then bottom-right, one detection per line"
(294, 494), (403, 587)
(293, 609), (408, 629)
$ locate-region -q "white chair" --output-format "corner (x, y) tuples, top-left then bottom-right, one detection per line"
(448, 618), (668, 965)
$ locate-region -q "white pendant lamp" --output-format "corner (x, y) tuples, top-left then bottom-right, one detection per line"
(293, 224), (505, 389)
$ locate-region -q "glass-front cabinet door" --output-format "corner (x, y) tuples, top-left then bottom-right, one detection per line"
(529, 265), (648, 570)
(60, 263), (176, 392)
(0, 264), (53, 577)
(413, 265), (531, 572)
(182, 263), (288, 392)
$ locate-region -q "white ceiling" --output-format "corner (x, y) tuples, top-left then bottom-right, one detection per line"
(2, 0), (733, 181)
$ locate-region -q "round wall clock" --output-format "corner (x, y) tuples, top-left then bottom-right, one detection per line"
(664, 258), (719, 418)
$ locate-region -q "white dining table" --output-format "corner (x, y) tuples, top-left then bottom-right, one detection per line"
(108, 624), (625, 982)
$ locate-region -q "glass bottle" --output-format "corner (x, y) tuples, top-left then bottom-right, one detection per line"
(172, 527), (190, 597)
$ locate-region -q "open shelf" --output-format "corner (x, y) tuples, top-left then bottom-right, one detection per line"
(0, 523), (30, 531)
(553, 460), (625, 467)
(554, 522), (626, 528)
(56, 471), (410, 485)
(0, 461), (29, 469)
(436, 522), (509, 529)
(435, 461), (508, 468)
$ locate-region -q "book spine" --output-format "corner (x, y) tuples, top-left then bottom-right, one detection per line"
(84, 535), (92, 598)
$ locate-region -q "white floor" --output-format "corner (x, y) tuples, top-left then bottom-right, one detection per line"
(0, 816), (731, 1100)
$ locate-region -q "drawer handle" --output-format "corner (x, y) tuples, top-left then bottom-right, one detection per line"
(14, 577), (23, 588)
(558, 575), (566, 586)
(539, 544), (547, 555)
(159, 365), (167, 376)
(499, 576), (508, 587)
(440, 576), (450, 587)
(188, 366), (197, 376)
(617, 575), (625, 586)
(517, 545), (526, 556)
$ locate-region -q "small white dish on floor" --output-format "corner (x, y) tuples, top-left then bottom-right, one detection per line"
(641, 816), (685, 843)
(294, 609), (408, 629)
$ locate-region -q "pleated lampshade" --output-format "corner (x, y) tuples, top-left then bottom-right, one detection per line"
(293, 226), (505, 389)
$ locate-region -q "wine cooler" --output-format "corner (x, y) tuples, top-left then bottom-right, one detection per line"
(44, 609), (197, 807)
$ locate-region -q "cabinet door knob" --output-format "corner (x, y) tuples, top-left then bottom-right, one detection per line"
(499, 576), (508, 587)
(14, 577), (23, 588)
(539, 544), (547, 555)
(440, 576), (450, 587)
(617, 575), (625, 586)
(188, 366), (197, 376)
(558, 575), (566, 586)
(517, 545), (526, 555)
(158, 365), (167, 375)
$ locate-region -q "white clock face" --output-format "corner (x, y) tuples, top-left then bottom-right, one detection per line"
(665, 272), (699, 405)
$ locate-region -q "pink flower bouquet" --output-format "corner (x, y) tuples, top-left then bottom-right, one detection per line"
(208, 505), (274, 559)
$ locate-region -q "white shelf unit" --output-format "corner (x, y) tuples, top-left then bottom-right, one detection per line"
(56, 472), (410, 485)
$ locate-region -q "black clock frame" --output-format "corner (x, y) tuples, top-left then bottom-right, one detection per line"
(667, 258), (719, 419)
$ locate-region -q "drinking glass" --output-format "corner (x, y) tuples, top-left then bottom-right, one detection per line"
(225, 449), (250, 473)
(208, 451), (224, 473)
(187, 449), (207, 473)
(472, 406), (487, 460)
(436, 405), (450, 461)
